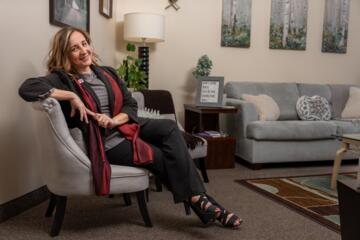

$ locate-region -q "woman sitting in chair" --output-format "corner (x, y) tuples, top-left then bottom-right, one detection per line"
(18, 27), (242, 228)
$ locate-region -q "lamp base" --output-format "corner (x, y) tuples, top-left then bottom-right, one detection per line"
(138, 46), (149, 88)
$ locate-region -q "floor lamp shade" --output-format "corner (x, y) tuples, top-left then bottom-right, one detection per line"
(124, 13), (165, 43)
(124, 13), (165, 88)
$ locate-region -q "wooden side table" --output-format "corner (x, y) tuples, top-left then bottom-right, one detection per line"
(184, 104), (238, 169)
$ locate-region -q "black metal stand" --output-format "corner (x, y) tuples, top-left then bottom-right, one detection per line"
(138, 46), (149, 88)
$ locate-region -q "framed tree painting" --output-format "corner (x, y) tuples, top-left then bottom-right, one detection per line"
(221, 0), (252, 48)
(322, 0), (351, 54)
(269, 0), (308, 50)
(49, 0), (90, 32)
(99, 0), (113, 19)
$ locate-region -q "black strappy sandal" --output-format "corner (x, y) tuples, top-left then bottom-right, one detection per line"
(188, 195), (219, 224)
(205, 194), (243, 228)
(217, 209), (242, 228)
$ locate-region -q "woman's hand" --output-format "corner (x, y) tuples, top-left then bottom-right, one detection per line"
(94, 113), (118, 129)
(49, 89), (94, 123)
(69, 95), (94, 123)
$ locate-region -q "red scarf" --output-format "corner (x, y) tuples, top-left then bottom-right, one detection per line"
(71, 69), (153, 195)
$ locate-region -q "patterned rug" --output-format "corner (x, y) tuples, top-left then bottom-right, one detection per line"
(237, 172), (357, 233)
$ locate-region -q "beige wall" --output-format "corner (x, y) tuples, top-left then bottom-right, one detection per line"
(1, 0), (360, 205)
(117, 0), (360, 122)
(0, 0), (117, 204)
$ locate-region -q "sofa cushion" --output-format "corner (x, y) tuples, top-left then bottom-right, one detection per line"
(329, 84), (353, 119)
(247, 121), (337, 140)
(332, 120), (360, 135)
(296, 95), (331, 121)
(225, 82), (299, 120)
(242, 94), (280, 121)
(297, 83), (332, 103)
(341, 87), (360, 119)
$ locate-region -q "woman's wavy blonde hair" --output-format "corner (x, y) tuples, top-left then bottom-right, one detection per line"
(47, 27), (99, 74)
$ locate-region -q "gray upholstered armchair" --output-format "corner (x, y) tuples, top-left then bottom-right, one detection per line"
(32, 98), (152, 237)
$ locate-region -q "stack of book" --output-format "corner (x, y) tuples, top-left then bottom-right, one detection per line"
(197, 131), (222, 138)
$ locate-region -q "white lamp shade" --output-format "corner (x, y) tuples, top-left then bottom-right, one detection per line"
(124, 13), (165, 43)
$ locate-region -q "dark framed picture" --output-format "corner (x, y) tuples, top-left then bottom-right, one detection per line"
(49, 0), (90, 32)
(195, 76), (224, 107)
(99, 0), (112, 19)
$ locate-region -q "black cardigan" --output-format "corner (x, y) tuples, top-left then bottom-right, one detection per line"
(19, 65), (143, 139)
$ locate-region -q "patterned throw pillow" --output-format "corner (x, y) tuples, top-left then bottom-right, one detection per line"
(296, 95), (331, 121)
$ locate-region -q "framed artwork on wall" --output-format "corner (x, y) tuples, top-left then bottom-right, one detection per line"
(196, 76), (224, 107)
(322, 0), (351, 54)
(221, 0), (252, 48)
(49, 0), (90, 32)
(269, 0), (308, 50)
(99, 0), (113, 19)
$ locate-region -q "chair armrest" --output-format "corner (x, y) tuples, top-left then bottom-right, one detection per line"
(223, 97), (259, 139)
(32, 98), (91, 168)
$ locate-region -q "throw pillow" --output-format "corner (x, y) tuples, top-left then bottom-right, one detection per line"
(242, 94), (280, 121)
(296, 95), (331, 121)
(341, 87), (360, 119)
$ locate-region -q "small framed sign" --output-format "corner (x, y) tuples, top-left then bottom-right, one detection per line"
(195, 76), (224, 107)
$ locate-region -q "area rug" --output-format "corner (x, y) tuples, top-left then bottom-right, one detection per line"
(237, 172), (357, 233)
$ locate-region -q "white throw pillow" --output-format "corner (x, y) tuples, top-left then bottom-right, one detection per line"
(242, 94), (280, 121)
(341, 87), (360, 119)
(296, 95), (331, 121)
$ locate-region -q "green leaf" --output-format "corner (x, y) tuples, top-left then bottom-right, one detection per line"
(126, 43), (136, 52)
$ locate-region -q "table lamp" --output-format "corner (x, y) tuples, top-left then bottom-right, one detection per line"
(124, 12), (165, 88)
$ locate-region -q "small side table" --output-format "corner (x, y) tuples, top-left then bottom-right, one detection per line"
(331, 134), (360, 189)
(184, 104), (238, 169)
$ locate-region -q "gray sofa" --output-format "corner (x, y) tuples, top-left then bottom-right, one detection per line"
(223, 82), (360, 167)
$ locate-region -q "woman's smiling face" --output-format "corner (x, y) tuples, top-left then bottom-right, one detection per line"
(68, 31), (93, 73)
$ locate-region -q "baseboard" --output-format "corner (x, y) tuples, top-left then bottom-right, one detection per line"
(0, 186), (49, 223)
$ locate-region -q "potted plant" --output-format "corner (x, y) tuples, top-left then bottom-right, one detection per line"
(192, 55), (225, 107)
(192, 54), (213, 78)
(117, 43), (146, 91)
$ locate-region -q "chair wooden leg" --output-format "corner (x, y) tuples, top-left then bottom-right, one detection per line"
(123, 193), (132, 206)
(145, 189), (149, 202)
(136, 191), (153, 227)
(155, 176), (163, 192)
(183, 201), (191, 215)
(198, 157), (209, 183)
(45, 193), (57, 217)
(50, 195), (67, 237)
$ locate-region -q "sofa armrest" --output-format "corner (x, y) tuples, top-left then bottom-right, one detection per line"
(223, 97), (259, 139)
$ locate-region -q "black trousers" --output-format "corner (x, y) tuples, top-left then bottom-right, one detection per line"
(106, 118), (206, 203)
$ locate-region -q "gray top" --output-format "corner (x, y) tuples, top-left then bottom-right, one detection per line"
(80, 72), (124, 151)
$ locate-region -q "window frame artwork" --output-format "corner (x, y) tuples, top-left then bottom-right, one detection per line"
(322, 0), (351, 54)
(221, 0), (252, 48)
(269, 0), (308, 50)
(99, 0), (113, 19)
(49, 0), (90, 32)
(195, 76), (224, 107)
